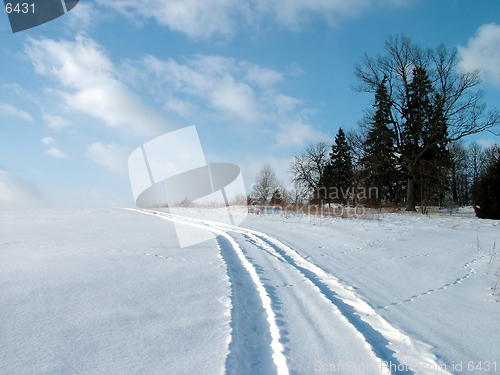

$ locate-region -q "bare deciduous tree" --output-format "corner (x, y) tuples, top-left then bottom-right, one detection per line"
(287, 181), (309, 204)
(289, 142), (329, 198)
(251, 164), (280, 205)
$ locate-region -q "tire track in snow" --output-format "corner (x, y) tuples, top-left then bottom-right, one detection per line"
(130, 209), (452, 375)
(215, 225), (416, 374)
(125, 209), (289, 375)
(216, 234), (279, 375)
(189, 217), (452, 375)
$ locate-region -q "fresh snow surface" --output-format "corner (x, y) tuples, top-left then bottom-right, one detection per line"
(1, 208), (499, 375)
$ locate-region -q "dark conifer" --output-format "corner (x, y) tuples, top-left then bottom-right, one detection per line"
(361, 78), (401, 204)
(419, 93), (450, 208)
(475, 154), (500, 219)
(402, 66), (442, 210)
(330, 128), (353, 205)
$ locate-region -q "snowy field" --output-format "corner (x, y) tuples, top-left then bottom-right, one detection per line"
(0, 208), (499, 375)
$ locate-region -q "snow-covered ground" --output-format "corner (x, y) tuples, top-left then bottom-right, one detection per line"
(1, 208), (499, 374)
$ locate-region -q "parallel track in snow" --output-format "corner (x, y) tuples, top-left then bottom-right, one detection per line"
(128, 209), (452, 375)
(126, 209), (289, 375)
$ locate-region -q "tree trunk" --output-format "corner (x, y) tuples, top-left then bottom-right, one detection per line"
(406, 177), (416, 211)
(451, 163), (458, 205)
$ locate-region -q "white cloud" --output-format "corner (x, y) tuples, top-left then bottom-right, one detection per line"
(274, 94), (301, 113)
(211, 76), (257, 121)
(275, 121), (331, 148)
(255, 0), (370, 29)
(87, 142), (131, 172)
(42, 137), (68, 158)
(42, 136), (55, 145)
(45, 147), (68, 159)
(64, 1), (99, 30)
(125, 54), (320, 147)
(163, 98), (196, 117)
(135, 54), (298, 123)
(458, 23), (500, 88)
(243, 63), (284, 87)
(0, 169), (48, 210)
(95, 0), (374, 38)
(96, 0), (237, 38)
(24, 33), (313, 148)
(43, 114), (71, 131)
(0, 103), (33, 122)
(25, 34), (174, 136)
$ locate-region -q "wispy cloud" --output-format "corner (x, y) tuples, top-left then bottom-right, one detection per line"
(275, 121), (331, 148)
(43, 114), (71, 131)
(25, 35), (327, 149)
(2, 83), (25, 95)
(128, 54), (302, 124)
(163, 98), (197, 117)
(42, 136), (55, 145)
(45, 147), (69, 159)
(95, 0), (376, 39)
(87, 142), (131, 173)
(0, 103), (33, 122)
(137, 55), (261, 122)
(244, 63), (284, 87)
(25, 34), (175, 136)
(63, 1), (99, 31)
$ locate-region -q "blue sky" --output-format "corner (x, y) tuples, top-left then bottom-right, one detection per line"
(1, 0), (500, 209)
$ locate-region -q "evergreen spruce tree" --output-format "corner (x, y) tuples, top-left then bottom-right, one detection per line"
(361, 79), (401, 204)
(330, 128), (353, 205)
(420, 93), (450, 208)
(475, 155), (500, 220)
(316, 163), (333, 205)
(401, 66), (449, 211)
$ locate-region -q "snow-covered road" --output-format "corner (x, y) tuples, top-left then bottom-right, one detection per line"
(1, 208), (498, 374)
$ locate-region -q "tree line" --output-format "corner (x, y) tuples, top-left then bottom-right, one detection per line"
(250, 35), (500, 218)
